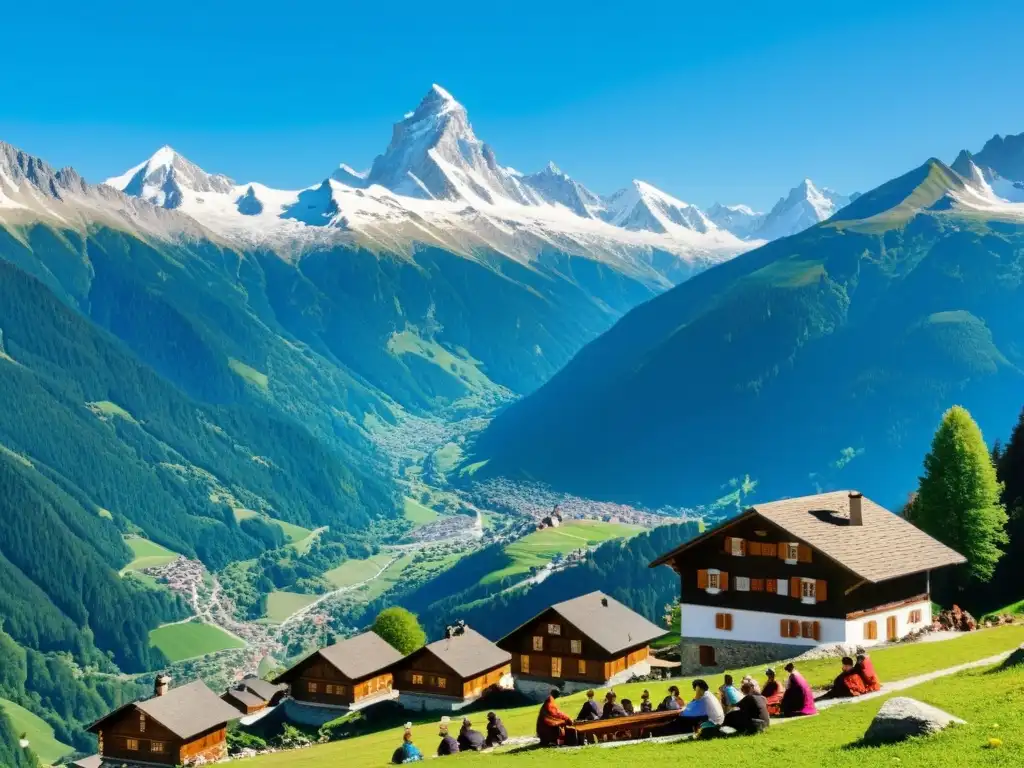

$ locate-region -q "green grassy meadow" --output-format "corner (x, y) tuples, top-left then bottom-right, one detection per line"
(0, 697), (74, 766)
(265, 591), (321, 623)
(403, 497), (441, 527)
(324, 553), (396, 589)
(148, 621), (245, 662)
(483, 521), (645, 584)
(121, 537), (178, 572)
(984, 599), (1024, 620)
(236, 626), (1024, 768)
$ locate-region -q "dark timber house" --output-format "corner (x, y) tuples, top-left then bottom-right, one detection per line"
(394, 626), (512, 712)
(222, 674), (288, 715)
(86, 675), (239, 766)
(497, 591), (665, 700)
(650, 490), (966, 672)
(273, 631), (402, 712)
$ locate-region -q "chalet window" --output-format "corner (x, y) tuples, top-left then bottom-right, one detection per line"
(714, 613), (733, 631)
(126, 739), (139, 752)
(864, 621), (877, 640)
(780, 619), (800, 638)
(570, 639), (582, 654)
(577, 659), (586, 675)
(412, 673), (424, 685)
(325, 684), (333, 694)
(547, 623), (562, 636)
(801, 579), (817, 604)
(751, 578), (765, 592)
(785, 543), (799, 563)
(776, 578), (788, 597)
(521, 655), (530, 674)
(734, 576), (750, 592)
(139, 712), (146, 733)
(909, 609), (922, 624)
(708, 572), (720, 590)
(532, 636), (544, 651)
(437, 677), (447, 689)
(729, 537), (745, 556)
(308, 681), (318, 693)
(551, 657), (562, 677)
(761, 542), (777, 557)
(800, 621), (821, 640)
(151, 742), (165, 754)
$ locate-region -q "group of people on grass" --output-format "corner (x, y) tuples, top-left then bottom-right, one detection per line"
(394, 653), (882, 759)
(392, 713), (508, 763)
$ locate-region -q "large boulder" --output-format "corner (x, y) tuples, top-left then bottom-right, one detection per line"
(862, 698), (965, 746)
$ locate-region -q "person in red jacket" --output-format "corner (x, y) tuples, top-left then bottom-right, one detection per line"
(817, 657), (868, 700)
(856, 652), (882, 692)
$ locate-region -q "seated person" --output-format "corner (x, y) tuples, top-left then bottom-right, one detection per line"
(856, 653), (882, 692)
(761, 668), (784, 716)
(485, 712), (508, 748)
(719, 674), (742, 711)
(576, 689), (601, 721)
(723, 681), (771, 735)
(780, 663), (817, 717)
(677, 679), (725, 732)
(537, 690), (576, 746)
(658, 685), (683, 711)
(437, 724), (460, 756)
(622, 698), (635, 715)
(602, 690), (627, 719)
(392, 728), (423, 764)
(640, 690), (653, 713)
(457, 718), (486, 751)
(817, 657), (868, 700)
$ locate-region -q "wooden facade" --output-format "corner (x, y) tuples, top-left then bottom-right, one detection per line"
(288, 654), (394, 706)
(670, 512), (931, 624)
(94, 707), (227, 766)
(396, 649), (510, 700)
(500, 609), (652, 684)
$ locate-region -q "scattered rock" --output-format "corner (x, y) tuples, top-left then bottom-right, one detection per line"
(862, 697), (965, 746)
(934, 605), (976, 632)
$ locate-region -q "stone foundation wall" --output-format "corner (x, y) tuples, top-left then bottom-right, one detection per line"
(679, 638), (813, 675)
(398, 691), (481, 713)
(514, 661), (654, 703)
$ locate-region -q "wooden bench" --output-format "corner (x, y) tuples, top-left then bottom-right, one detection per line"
(573, 710), (682, 742)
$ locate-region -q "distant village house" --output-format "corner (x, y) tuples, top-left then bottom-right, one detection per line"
(497, 591), (665, 700)
(221, 674), (287, 715)
(650, 491), (966, 672)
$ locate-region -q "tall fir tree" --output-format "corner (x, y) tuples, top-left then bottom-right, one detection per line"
(912, 406), (1008, 587)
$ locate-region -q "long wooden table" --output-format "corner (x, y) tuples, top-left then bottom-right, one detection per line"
(573, 709), (682, 742)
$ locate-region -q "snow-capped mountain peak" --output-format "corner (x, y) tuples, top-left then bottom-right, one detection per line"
(521, 161), (605, 218)
(705, 202), (765, 239)
(105, 146), (235, 209)
(751, 178), (853, 241)
(602, 179), (715, 235)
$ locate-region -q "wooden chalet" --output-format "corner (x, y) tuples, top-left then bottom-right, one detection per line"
(87, 675), (240, 766)
(273, 631), (403, 710)
(222, 674), (287, 715)
(394, 625), (511, 712)
(650, 491), (966, 671)
(497, 591), (666, 699)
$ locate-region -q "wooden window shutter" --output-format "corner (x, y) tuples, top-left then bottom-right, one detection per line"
(725, 614), (733, 631)
(766, 578), (776, 593)
(816, 580), (828, 601)
(715, 613), (723, 630)
(751, 578), (764, 592)
(780, 619), (790, 638)
(749, 541), (761, 556)
(697, 569), (708, 589)
(777, 544), (788, 561)
(790, 577), (801, 598)
(739, 539), (747, 555)
(723, 536), (733, 553)
(812, 621), (821, 641)
(720, 572), (729, 591)
(790, 620), (800, 637)
(797, 544), (812, 563)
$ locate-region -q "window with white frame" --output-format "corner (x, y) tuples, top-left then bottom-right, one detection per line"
(547, 623), (561, 636)
(707, 570), (720, 591)
(734, 576), (750, 592)
(801, 578), (817, 604)
(785, 543), (799, 563)
(730, 537), (744, 556)
(776, 578), (789, 597)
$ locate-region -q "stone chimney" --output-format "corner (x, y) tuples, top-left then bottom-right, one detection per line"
(849, 492), (863, 526)
(154, 674), (171, 697)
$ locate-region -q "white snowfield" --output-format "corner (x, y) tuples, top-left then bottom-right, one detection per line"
(707, 178), (856, 241)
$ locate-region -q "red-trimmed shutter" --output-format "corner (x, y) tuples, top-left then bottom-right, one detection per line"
(723, 536), (733, 553)
(798, 544), (812, 563)
(790, 577), (801, 598)
(816, 580), (828, 601)
(720, 572), (729, 591)
(697, 570), (708, 589)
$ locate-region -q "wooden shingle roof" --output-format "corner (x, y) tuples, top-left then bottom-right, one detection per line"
(419, 627), (511, 679)
(274, 631), (404, 684)
(89, 680), (239, 740)
(549, 591), (666, 654)
(650, 490), (966, 583)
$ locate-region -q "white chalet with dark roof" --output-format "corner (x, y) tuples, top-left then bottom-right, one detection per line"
(650, 491), (966, 672)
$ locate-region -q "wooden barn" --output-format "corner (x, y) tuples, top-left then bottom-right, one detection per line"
(86, 675), (240, 766)
(394, 625), (512, 712)
(497, 590), (666, 699)
(273, 631), (402, 711)
(222, 674), (288, 715)
(650, 490), (966, 672)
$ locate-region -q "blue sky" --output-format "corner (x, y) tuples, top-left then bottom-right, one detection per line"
(2, 0), (1022, 209)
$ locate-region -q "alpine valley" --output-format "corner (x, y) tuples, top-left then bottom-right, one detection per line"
(3, 81), (1020, 765)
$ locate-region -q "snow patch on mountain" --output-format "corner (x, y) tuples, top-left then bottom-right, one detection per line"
(753, 179), (853, 241)
(706, 202), (764, 239)
(602, 180), (715, 235)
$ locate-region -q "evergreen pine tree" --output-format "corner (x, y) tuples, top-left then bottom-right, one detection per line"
(914, 406), (1008, 585)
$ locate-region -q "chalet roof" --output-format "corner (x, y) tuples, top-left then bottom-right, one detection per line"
(549, 591), (666, 655)
(70, 756), (102, 768)
(419, 627), (511, 679)
(322, 631), (406, 680)
(224, 687), (265, 709)
(237, 674), (285, 701)
(650, 490), (966, 583)
(88, 680), (239, 740)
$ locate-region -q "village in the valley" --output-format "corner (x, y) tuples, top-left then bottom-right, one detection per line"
(67, 490), (1024, 768)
